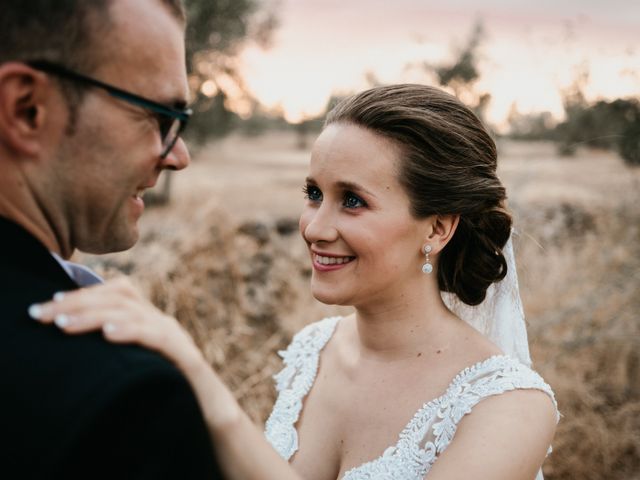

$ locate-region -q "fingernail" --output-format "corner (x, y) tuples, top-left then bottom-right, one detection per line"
(53, 292), (65, 302)
(54, 314), (71, 328)
(28, 304), (43, 320)
(103, 323), (117, 334)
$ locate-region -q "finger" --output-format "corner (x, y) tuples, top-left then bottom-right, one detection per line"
(102, 319), (146, 343)
(101, 316), (168, 352)
(52, 309), (132, 335)
(28, 292), (80, 323)
(102, 315), (198, 370)
(42, 294), (166, 339)
(52, 289), (161, 333)
(28, 281), (140, 323)
(28, 285), (95, 320)
(29, 296), (103, 324)
(50, 309), (152, 348)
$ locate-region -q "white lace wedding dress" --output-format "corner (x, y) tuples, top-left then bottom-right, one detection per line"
(265, 316), (558, 480)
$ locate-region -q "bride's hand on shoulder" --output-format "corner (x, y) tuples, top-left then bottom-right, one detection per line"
(28, 278), (302, 480)
(28, 277), (206, 374)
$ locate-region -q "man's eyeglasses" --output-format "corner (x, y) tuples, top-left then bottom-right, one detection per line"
(28, 60), (192, 158)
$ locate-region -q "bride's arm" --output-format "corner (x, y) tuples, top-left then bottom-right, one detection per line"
(425, 389), (557, 480)
(187, 359), (301, 480)
(29, 277), (301, 480)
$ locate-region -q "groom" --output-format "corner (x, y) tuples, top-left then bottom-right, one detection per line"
(0, 1), (222, 478)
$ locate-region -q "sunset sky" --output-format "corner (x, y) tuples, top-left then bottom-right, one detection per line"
(232, 0), (639, 129)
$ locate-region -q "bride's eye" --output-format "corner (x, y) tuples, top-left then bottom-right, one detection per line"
(303, 184), (322, 202)
(343, 191), (367, 209)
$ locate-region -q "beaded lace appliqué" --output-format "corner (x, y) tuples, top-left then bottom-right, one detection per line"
(264, 316), (341, 460)
(264, 317), (558, 480)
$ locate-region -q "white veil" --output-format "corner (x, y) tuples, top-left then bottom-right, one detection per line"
(441, 230), (532, 366)
(441, 231), (546, 480)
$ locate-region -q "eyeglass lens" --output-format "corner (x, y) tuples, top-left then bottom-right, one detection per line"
(160, 117), (183, 157)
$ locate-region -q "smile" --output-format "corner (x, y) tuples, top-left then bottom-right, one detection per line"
(133, 188), (146, 199)
(129, 187), (147, 216)
(316, 255), (354, 265)
(312, 254), (356, 270)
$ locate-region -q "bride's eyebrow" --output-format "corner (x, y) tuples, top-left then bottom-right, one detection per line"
(335, 180), (376, 198)
(305, 177), (377, 198)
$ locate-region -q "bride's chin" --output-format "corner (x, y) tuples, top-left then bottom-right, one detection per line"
(310, 286), (351, 307)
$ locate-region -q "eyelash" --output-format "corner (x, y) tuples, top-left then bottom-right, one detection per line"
(343, 192), (367, 209)
(302, 184), (322, 202)
(302, 184), (368, 209)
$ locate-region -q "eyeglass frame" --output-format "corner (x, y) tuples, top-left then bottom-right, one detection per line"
(27, 60), (192, 158)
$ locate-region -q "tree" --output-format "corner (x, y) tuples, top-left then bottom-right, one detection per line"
(146, 0), (279, 206)
(434, 21), (483, 92)
(554, 67), (640, 165)
(506, 104), (556, 141)
(619, 110), (640, 166)
(431, 20), (491, 122)
(184, 0), (278, 143)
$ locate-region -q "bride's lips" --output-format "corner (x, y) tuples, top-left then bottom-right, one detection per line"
(311, 251), (356, 272)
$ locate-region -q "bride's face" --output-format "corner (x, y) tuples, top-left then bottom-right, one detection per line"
(299, 122), (431, 309)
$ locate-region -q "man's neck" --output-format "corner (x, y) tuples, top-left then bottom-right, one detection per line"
(0, 150), (74, 257)
(0, 175), (72, 259)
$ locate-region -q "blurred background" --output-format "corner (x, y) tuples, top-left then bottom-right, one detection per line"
(80, 1), (640, 478)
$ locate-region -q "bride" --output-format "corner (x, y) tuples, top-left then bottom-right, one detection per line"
(31, 84), (558, 479)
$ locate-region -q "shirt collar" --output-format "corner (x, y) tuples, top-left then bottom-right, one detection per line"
(50, 252), (104, 287)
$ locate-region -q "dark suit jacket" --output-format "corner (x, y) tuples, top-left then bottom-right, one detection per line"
(0, 216), (223, 479)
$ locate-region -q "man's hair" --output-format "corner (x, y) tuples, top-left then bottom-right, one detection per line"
(0, 0), (186, 131)
(0, 0), (186, 72)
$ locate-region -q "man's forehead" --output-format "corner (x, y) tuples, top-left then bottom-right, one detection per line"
(95, 0), (189, 103)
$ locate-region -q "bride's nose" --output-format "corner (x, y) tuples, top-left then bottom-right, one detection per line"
(300, 203), (339, 244)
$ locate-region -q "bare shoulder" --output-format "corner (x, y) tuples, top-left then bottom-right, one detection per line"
(427, 387), (558, 480)
(468, 387), (558, 437)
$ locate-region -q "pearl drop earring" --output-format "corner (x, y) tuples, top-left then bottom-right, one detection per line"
(422, 245), (433, 274)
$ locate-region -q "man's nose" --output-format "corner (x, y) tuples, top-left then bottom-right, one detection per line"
(160, 137), (190, 170)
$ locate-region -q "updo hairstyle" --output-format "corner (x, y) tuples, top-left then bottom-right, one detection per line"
(325, 84), (511, 306)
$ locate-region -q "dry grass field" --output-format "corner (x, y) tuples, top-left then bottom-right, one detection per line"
(78, 132), (640, 479)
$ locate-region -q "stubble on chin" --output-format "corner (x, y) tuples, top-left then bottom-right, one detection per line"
(76, 216), (140, 254)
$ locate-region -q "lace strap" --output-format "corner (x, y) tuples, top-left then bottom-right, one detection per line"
(343, 357), (558, 480)
(265, 316), (341, 460)
(430, 356), (558, 456)
(273, 316), (341, 392)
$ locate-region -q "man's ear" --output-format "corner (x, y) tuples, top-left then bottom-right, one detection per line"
(0, 63), (52, 157)
(425, 214), (460, 254)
